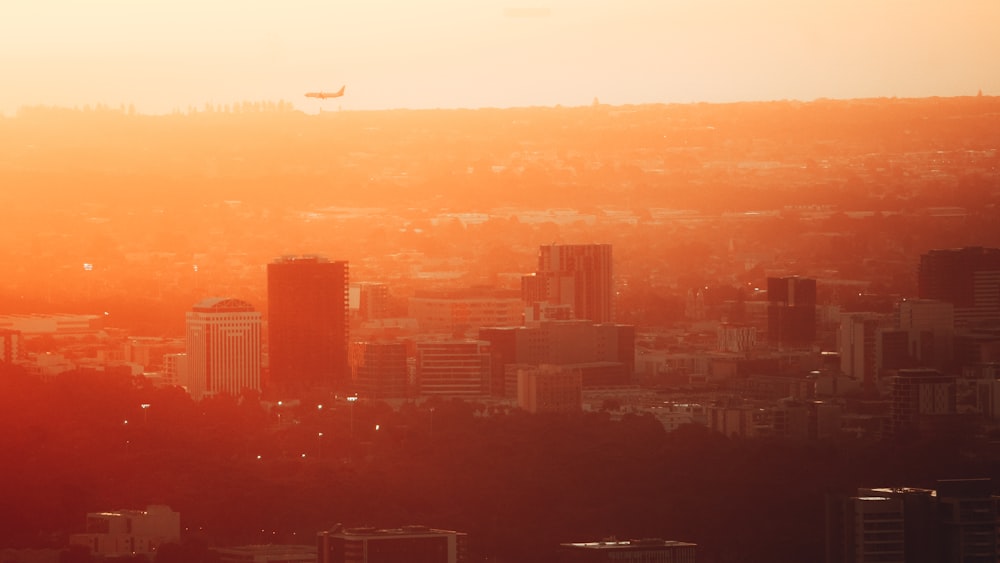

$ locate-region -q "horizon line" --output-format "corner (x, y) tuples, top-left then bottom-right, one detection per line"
(4, 92), (995, 118)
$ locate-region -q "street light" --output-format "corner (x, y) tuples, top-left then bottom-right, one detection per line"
(317, 432), (324, 459)
(140, 403), (150, 424)
(347, 395), (358, 439)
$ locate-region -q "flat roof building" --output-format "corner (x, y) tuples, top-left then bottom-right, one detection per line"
(559, 538), (696, 563)
(415, 340), (491, 397)
(409, 287), (523, 337)
(317, 525), (467, 563)
(69, 505), (180, 559)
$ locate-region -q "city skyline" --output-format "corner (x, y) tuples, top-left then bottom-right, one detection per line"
(2, 1), (999, 115)
(2, 39), (1000, 559)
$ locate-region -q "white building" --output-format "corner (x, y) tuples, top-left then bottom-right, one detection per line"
(161, 353), (187, 388)
(185, 298), (261, 400)
(0, 329), (24, 363)
(69, 505), (180, 558)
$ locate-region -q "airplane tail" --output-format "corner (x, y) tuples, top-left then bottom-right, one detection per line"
(335, 85), (345, 96)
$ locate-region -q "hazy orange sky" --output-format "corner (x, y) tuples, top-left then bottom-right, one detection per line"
(2, 0), (998, 115)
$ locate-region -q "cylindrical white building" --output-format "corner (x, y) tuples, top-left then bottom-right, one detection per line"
(185, 298), (261, 400)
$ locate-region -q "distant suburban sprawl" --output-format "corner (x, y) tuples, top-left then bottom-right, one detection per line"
(1, 96), (1000, 563)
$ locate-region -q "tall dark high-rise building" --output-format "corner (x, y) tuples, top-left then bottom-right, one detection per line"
(522, 244), (614, 324)
(267, 256), (349, 396)
(918, 247), (1000, 329)
(767, 276), (817, 349)
(826, 479), (1000, 563)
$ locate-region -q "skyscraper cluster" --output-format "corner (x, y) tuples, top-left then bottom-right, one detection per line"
(180, 256), (350, 400)
(174, 244), (624, 403)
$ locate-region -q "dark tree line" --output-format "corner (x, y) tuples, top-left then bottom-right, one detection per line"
(1, 364), (997, 563)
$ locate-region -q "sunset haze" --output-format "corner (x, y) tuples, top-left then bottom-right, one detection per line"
(3, 1), (1000, 562)
(2, 0), (998, 114)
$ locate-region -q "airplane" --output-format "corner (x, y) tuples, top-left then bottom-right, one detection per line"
(305, 85), (345, 100)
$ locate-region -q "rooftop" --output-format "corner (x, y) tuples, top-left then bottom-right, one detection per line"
(192, 297), (256, 313)
(273, 255), (330, 264)
(320, 525), (463, 538)
(563, 538), (696, 550)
